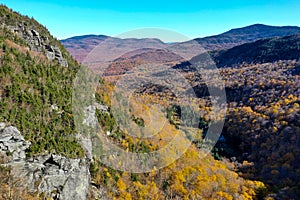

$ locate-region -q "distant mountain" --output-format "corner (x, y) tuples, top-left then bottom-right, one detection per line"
(177, 34), (300, 69)
(61, 35), (166, 63)
(100, 48), (184, 79)
(61, 24), (300, 67)
(114, 48), (184, 64)
(61, 34), (109, 62)
(193, 24), (300, 50)
(208, 34), (300, 67)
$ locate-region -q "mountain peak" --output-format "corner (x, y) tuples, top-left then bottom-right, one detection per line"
(191, 24), (300, 51)
(60, 34), (109, 42)
(224, 23), (300, 35)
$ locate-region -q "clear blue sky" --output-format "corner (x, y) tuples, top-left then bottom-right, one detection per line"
(1, 0), (300, 41)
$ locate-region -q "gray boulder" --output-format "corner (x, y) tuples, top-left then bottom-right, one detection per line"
(0, 124), (30, 160)
(0, 124), (90, 200)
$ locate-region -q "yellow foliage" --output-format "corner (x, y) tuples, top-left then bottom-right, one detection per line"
(244, 106), (253, 113)
(117, 192), (132, 200)
(288, 94), (294, 99)
(272, 109), (279, 115)
(116, 179), (127, 192)
(90, 90), (268, 200)
(133, 181), (161, 200)
(216, 191), (233, 200)
(284, 98), (290, 104)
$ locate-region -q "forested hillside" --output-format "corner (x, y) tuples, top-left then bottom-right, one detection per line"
(0, 5), (84, 157)
(174, 41), (300, 198)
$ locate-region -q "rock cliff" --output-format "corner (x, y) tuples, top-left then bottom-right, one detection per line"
(0, 123), (90, 199)
(7, 24), (68, 67)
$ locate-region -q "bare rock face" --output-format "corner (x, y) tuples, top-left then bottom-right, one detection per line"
(23, 154), (90, 200)
(80, 102), (109, 160)
(83, 102), (109, 127)
(0, 123), (90, 200)
(7, 24), (68, 67)
(0, 124), (30, 161)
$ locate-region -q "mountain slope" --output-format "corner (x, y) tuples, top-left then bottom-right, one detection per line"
(209, 34), (300, 67)
(172, 33), (300, 198)
(0, 5), (83, 158)
(193, 24), (300, 50)
(60, 34), (109, 62)
(179, 34), (300, 69)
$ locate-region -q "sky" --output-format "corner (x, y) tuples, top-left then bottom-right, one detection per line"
(1, 0), (300, 42)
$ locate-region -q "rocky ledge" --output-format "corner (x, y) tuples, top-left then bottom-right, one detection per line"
(0, 123), (90, 200)
(7, 24), (68, 67)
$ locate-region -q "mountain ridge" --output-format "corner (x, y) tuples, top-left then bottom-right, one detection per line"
(210, 34), (300, 67)
(224, 24), (300, 35)
(61, 24), (300, 65)
(192, 24), (300, 50)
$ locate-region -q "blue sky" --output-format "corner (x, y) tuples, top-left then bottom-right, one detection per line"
(1, 0), (300, 42)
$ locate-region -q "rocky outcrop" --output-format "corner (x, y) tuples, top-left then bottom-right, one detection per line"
(22, 154), (89, 200)
(80, 102), (109, 160)
(7, 24), (68, 67)
(0, 123), (30, 161)
(0, 123), (90, 199)
(83, 102), (109, 127)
